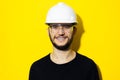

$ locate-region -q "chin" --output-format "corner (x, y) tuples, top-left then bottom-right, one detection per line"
(53, 42), (71, 50)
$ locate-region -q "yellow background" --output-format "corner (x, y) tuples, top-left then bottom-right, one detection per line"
(0, 0), (120, 80)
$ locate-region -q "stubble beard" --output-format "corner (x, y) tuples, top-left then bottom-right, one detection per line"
(49, 33), (74, 51)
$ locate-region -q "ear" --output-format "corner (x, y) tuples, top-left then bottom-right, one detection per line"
(73, 26), (77, 35)
(48, 27), (52, 34)
(47, 27), (50, 35)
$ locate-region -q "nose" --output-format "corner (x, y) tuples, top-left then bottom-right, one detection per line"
(57, 26), (65, 35)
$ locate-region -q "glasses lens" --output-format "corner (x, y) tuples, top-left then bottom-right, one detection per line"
(49, 23), (74, 28)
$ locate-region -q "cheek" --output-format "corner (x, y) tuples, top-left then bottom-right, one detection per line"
(65, 31), (73, 37)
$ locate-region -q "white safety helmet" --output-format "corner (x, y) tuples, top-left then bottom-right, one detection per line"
(45, 2), (77, 24)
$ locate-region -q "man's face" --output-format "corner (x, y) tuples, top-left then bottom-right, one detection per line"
(48, 23), (76, 50)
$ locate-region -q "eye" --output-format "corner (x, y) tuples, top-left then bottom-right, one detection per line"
(62, 24), (73, 29)
(50, 24), (58, 29)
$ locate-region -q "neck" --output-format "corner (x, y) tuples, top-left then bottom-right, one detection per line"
(50, 47), (76, 64)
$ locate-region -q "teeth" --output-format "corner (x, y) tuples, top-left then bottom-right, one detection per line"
(56, 37), (65, 42)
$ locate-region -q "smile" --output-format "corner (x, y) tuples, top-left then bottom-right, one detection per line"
(55, 36), (67, 42)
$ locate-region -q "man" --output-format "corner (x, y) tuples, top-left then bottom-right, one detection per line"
(29, 2), (100, 80)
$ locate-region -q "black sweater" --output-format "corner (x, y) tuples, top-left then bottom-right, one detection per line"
(29, 52), (100, 80)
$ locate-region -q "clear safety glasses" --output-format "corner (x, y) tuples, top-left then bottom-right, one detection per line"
(48, 23), (76, 31)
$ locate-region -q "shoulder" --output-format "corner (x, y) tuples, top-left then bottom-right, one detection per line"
(30, 54), (50, 68)
(76, 53), (100, 80)
(76, 52), (97, 68)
